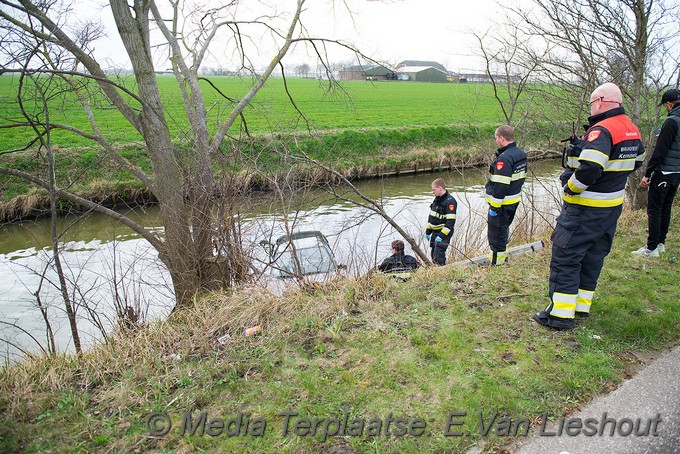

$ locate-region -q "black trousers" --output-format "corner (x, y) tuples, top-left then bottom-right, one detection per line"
(549, 203), (622, 298)
(487, 203), (519, 253)
(646, 172), (680, 250)
(430, 242), (448, 266)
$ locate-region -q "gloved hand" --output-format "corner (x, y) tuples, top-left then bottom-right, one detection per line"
(434, 236), (443, 243)
(563, 183), (576, 196)
(488, 207), (498, 217)
(426, 234), (431, 241)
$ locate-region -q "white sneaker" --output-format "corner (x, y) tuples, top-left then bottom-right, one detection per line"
(632, 245), (659, 257)
(657, 243), (665, 252)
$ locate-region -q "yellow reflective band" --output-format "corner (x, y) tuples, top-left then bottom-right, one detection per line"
(429, 225), (444, 231)
(429, 210), (441, 219)
(562, 189), (625, 208)
(553, 301), (576, 310)
(501, 195), (521, 205)
(636, 152), (646, 162)
(567, 157), (579, 168)
(490, 174), (511, 184)
(487, 192), (521, 207)
(550, 292), (577, 318)
(605, 158), (636, 172)
(562, 195), (625, 207)
(443, 214), (457, 220)
(489, 251), (508, 264)
(552, 292), (577, 304)
(441, 227), (451, 235)
(486, 195), (503, 208)
(576, 298), (592, 313)
(511, 171), (526, 181)
(578, 289), (594, 300)
(568, 177), (586, 193)
(550, 307), (576, 318)
(576, 288), (593, 313)
(579, 148), (609, 167)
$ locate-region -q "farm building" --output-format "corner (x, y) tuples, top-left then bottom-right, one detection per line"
(452, 73), (523, 84)
(395, 65), (448, 83)
(396, 60), (447, 73)
(338, 64), (395, 81)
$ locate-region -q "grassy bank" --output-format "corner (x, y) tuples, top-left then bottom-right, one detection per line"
(1, 207), (678, 453)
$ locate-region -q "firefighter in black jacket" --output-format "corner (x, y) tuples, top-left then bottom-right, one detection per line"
(534, 83), (645, 331)
(485, 125), (527, 265)
(426, 178), (457, 265)
(378, 240), (419, 272)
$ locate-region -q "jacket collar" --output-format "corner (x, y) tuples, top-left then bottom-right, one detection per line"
(669, 103), (680, 118)
(588, 106), (626, 126)
(436, 190), (450, 201)
(496, 141), (516, 156)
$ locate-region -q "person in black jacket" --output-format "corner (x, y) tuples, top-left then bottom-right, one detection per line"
(633, 89), (680, 257)
(426, 178), (457, 265)
(485, 125), (527, 265)
(378, 240), (419, 272)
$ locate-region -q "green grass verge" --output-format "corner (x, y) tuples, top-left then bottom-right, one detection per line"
(1, 207), (678, 453)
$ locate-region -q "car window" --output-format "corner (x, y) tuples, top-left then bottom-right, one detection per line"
(271, 242), (336, 277)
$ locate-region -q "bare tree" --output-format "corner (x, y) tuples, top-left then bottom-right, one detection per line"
(497, 0), (679, 207)
(11, 65), (84, 353)
(295, 63), (311, 78)
(512, 0), (679, 125)
(473, 25), (543, 126)
(0, 0), (366, 309)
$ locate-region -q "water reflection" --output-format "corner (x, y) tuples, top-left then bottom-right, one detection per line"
(0, 160), (563, 361)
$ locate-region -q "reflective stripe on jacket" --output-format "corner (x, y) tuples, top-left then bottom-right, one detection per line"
(562, 107), (645, 208)
(485, 142), (527, 208)
(426, 191), (457, 240)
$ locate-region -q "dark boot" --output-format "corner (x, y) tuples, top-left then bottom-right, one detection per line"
(533, 310), (574, 331)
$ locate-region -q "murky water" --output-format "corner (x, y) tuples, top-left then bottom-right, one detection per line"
(0, 160), (563, 361)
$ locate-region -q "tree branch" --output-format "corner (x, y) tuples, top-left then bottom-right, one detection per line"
(0, 166), (164, 251)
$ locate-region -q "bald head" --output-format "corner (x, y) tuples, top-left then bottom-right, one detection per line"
(589, 83), (623, 115)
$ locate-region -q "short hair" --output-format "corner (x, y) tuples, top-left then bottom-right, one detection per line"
(495, 125), (514, 141)
(391, 240), (405, 252)
(432, 178), (446, 189)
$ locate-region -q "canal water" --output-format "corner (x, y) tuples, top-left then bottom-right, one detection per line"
(0, 160), (564, 361)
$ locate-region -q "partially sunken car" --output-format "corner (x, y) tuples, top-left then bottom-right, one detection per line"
(259, 231), (341, 279)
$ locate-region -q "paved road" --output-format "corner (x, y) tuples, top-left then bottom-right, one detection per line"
(511, 344), (680, 454)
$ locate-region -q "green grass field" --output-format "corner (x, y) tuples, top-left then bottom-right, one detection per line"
(0, 75), (506, 150)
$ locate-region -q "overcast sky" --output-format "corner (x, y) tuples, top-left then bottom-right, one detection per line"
(86, 0), (518, 73)
(296, 0), (506, 71)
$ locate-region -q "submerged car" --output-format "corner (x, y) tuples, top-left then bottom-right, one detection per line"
(259, 231), (341, 279)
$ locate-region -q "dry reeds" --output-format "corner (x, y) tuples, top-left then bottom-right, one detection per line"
(0, 271), (400, 403)
(0, 191), (50, 222)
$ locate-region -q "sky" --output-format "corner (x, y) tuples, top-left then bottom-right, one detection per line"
(83, 0), (515, 74)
